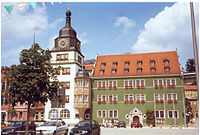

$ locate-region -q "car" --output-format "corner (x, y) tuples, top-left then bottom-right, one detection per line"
(70, 120), (100, 135)
(36, 120), (68, 135)
(131, 121), (142, 128)
(117, 121), (126, 128)
(1, 121), (8, 128)
(1, 121), (36, 135)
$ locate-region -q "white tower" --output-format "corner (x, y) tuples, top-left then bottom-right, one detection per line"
(45, 6), (84, 124)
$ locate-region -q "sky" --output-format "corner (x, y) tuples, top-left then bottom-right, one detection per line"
(1, 2), (199, 68)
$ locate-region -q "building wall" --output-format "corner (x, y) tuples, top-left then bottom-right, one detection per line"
(91, 76), (185, 126)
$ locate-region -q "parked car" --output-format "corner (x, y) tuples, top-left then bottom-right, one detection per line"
(70, 120), (100, 135)
(131, 121), (142, 128)
(117, 121), (126, 128)
(36, 120), (68, 135)
(1, 121), (36, 135)
(1, 121), (8, 128)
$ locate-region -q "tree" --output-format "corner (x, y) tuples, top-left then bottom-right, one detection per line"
(4, 43), (60, 135)
(185, 58), (195, 72)
(8, 109), (17, 120)
(145, 110), (155, 127)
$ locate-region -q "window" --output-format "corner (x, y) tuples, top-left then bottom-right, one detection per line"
(154, 79), (163, 87)
(1, 96), (8, 105)
(155, 110), (165, 118)
(135, 80), (145, 88)
(6, 82), (10, 90)
(35, 112), (39, 120)
(167, 93), (177, 102)
(150, 60), (155, 65)
(57, 54), (68, 61)
(101, 63), (106, 67)
(124, 80), (133, 88)
(113, 62), (118, 66)
(19, 112), (23, 120)
(40, 112), (44, 120)
(78, 56), (82, 64)
(97, 110), (106, 118)
(154, 94), (164, 102)
(124, 69), (129, 73)
(136, 94), (146, 102)
(108, 110), (118, 118)
(60, 109), (70, 119)
(166, 79), (176, 87)
(108, 95), (118, 103)
(99, 70), (104, 74)
(164, 60), (169, 64)
(150, 68), (156, 72)
(83, 95), (88, 102)
(63, 82), (70, 89)
(83, 81), (88, 87)
(62, 67), (70, 75)
(97, 81), (106, 88)
(124, 61), (130, 66)
(97, 95), (106, 103)
(137, 61), (142, 66)
(124, 94), (134, 103)
(65, 95), (70, 103)
(137, 68), (142, 72)
(2, 82), (5, 90)
(49, 109), (58, 119)
(168, 110), (179, 119)
(108, 81), (117, 88)
(75, 113), (79, 119)
(164, 67), (170, 72)
(111, 69), (117, 74)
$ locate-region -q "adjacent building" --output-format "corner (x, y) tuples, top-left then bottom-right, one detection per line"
(91, 51), (185, 127)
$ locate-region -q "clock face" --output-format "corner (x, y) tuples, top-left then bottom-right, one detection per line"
(58, 39), (69, 48)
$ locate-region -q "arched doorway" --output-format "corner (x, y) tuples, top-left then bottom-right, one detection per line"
(133, 116), (139, 123)
(1, 112), (6, 122)
(84, 109), (91, 120)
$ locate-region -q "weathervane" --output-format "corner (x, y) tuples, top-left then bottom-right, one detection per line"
(67, 3), (70, 10)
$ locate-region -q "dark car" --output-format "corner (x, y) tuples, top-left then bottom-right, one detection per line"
(70, 120), (100, 135)
(117, 121), (126, 128)
(131, 121), (142, 128)
(1, 121), (36, 135)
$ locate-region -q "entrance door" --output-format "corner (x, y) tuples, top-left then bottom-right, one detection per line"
(133, 116), (139, 123)
(1, 112), (6, 122)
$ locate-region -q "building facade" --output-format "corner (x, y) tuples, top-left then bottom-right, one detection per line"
(44, 8), (84, 124)
(91, 51), (185, 127)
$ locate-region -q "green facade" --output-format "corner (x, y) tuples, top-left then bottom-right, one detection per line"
(91, 76), (185, 127)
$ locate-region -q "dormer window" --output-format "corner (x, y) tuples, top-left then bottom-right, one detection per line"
(150, 60), (155, 65)
(150, 68), (156, 72)
(164, 60), (169, 64)
(137, 61), (142, 66)
(112, 69), (117, 74)
(124, 69), (129, 73)
(101, 63), (106, 67)
(113, 62), (118, 66)
(137, 68), (142, 72)
(164, 67), (170, 72)
(124, 61), (130, 66)
(99, 70), (104, 74)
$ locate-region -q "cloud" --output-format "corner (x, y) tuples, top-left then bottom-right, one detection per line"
(48, 34), (58, 50)
(132, 3), (199, 65)
(78, 32), (89, 45)
(1, 46), (26, 59)
(2, 3), (48, 39)
(49, 18), (65, 30)
(114, 16), (136, 33)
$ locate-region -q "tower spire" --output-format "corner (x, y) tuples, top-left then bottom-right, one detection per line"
(66, 3), (71, 27)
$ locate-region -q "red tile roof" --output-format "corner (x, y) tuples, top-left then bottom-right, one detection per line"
(184, 85), (197, 90)
(93, 51), (181, 77)
(84, 64), (94, 71)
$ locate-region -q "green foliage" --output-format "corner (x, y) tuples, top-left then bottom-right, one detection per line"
(185, 58), (195, 72)
(8, 109), (17, 120)
(145, 110), (155, 126)
(3, 43), (60, 107)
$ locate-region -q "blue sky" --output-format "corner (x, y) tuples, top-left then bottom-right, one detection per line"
(1, 2), (199, 68)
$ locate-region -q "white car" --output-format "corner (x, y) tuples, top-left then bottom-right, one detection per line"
(36, 120), (68, 135)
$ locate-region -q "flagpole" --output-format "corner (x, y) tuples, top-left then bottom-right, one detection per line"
(190, 3), (199, 97)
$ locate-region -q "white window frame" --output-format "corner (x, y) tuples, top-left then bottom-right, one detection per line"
(167, 93), (177, 101)
(168, 110), (179, 119)
(155, 110), (165, 118)
(97, 95), (107, 102)
(108, 95), (118, 102)
(108, 110), (118, 118)
(166, 79), (176, 87)
(97, 81), (106, 88)
(154, 93), (164, 101)
(108, 81), (117, 88)
(153, 79), (163, 87)
(135, 94), (146, 101)
(97, 110), (107, 118)
(124, 94), (134, 101)
(124, 80), (133, 87)
(135, 80), (145, 87)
